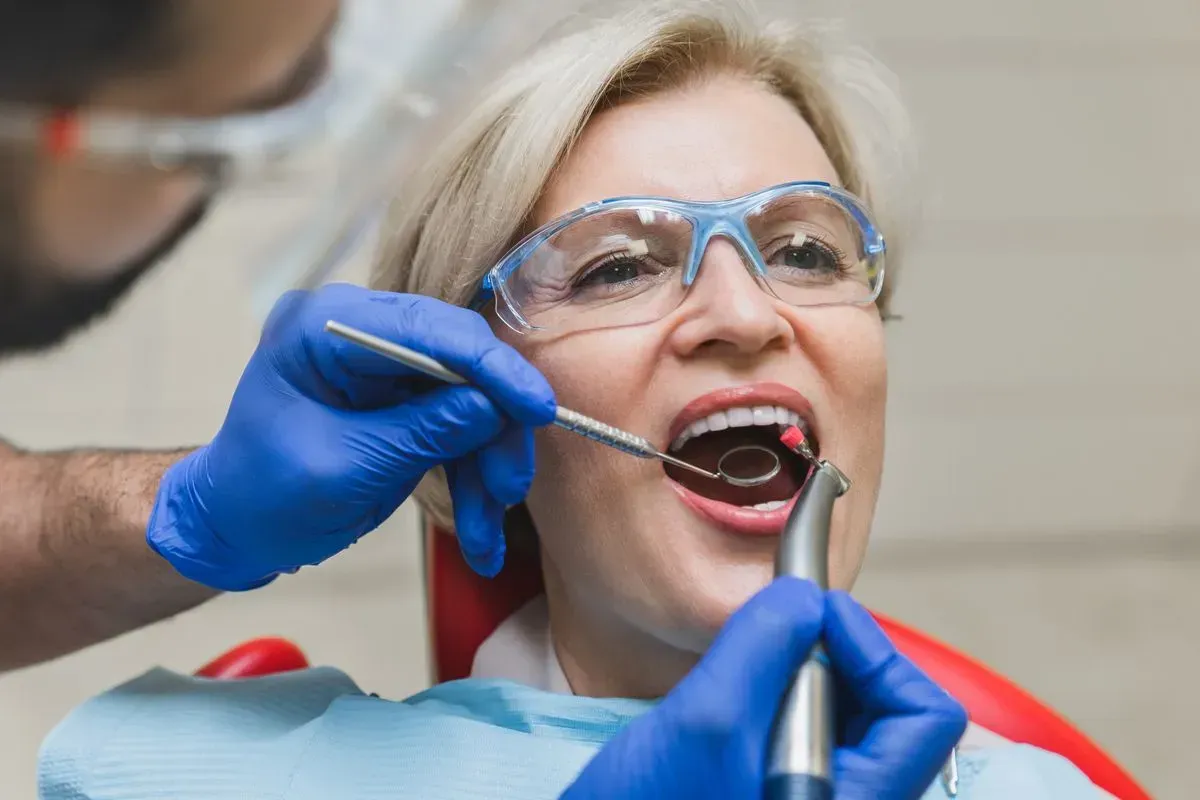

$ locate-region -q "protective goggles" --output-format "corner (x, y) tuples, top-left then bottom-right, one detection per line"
(0, 0), (447, 180)
(477, 181), (886, 335)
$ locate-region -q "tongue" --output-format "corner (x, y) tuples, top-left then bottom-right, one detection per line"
(666, 427), (805, 506)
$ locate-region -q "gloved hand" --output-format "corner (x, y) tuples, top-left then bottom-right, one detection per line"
(562, 577), (967, 800)
(147, 283), (555, 590)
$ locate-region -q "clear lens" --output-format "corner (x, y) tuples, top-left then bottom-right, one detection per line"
(501, 188), (882, 334)
(505, 206), (695, 332)
(747, 192), (879, 306)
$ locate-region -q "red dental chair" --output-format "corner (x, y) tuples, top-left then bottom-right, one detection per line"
(195, 636), (310, 680)
(195, 522), (1152, 800)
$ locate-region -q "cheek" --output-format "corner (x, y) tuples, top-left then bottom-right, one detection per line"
(524, 428), (625, 559)
(499, 321), (662, 436)
(529, 340), (646, 419)
(807, 307), (887, 444)
(498, 325), (678, 595)
(495, 323), (659, 519)
(31, 162), (207, 276)
(809, 311), (887, 588)
(825, 314), (888, 405)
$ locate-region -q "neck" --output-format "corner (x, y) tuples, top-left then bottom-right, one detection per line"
(542, 560), (701, 700)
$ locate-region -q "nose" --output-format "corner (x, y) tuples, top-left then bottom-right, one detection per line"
(667, 236), (794, 359)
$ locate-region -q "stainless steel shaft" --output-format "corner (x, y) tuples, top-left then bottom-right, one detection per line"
(553, 406), (658, 457)
(323, 320), (720, 479)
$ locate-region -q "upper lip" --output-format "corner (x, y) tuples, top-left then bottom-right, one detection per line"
(667, 382), (816, 445)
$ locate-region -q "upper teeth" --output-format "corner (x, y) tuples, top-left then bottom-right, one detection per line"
(669, 405), (807, 452)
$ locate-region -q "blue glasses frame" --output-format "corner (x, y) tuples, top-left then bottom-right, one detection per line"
(475, 181), (886, 332)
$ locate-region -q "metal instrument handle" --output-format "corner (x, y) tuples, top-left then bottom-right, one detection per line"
(554, 407), (655, 458)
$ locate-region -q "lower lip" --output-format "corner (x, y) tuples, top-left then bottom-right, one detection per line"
(667, 479), (798, 537)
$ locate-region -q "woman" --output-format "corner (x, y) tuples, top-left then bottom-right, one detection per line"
(39, 2), (1109, 798)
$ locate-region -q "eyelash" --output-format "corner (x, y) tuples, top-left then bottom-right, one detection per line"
(573, 235), (851, 290)
(574, 253), (657, 286)
(768, 237), (851, 272)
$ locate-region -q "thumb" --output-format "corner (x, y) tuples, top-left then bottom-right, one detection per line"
(671, 577), (825, 732)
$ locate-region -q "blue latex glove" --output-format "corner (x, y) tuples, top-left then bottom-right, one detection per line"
(562, 577), (968, 800)
(147, 283), (555, 590)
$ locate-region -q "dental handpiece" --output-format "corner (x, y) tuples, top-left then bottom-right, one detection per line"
(766, 426), (850, 800)
(767, 426), (960, 800)
(323, 320), (733, 483)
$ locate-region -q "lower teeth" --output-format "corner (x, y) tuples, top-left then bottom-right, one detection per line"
(742, 499), (787, 511)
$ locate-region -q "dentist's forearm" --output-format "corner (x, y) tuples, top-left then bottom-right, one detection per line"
(0, 440), (216, 672)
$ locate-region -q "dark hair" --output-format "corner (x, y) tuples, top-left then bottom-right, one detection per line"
(0, 0), (178, 106)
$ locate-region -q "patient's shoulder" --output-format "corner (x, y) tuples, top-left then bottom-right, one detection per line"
(49, 665), (365, 727)
(38, 672), (600, 800)
(947, 744), (1113, 799)
(39, 666), (367, 800)
(46, 665), (365, 729)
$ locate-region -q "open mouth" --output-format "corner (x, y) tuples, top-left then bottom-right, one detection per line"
(663, 404), (817, 510)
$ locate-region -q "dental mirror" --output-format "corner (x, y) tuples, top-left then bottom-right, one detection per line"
(715, 444), (783, 488)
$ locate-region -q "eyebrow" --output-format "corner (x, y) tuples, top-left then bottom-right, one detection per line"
(231, 8), (340, 114)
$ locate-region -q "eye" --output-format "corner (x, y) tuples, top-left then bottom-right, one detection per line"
(769, 235), (845, 273)
(575, 255), (652, 287)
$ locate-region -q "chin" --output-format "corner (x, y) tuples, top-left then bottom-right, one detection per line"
(648, 540), (778, 652)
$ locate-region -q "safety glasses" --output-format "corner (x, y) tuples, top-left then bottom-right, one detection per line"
(0, 4), (413, 182)
(477, 181), (886, 335)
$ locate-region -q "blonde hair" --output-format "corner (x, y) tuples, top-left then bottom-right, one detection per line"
(373, 0), (914, 532)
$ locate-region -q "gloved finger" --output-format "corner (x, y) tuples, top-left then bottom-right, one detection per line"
(475, 423), (537, 506)
(824, 592), (965, 723)
(824, 591), (967, 799)
(670, 577), (824, 735)
(261, 289), (309, 342)
(358, 386), (509, 474)
(445, 456), (507, 577)
(298, 286), (556, 425)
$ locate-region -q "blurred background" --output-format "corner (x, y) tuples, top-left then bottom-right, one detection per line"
(1, 0), (1196, 797)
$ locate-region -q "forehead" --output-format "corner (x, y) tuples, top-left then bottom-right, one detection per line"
(91, 0), (339, 117)
(534, 76), (841, 224)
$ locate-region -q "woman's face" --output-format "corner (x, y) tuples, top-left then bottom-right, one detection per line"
(494, 76), (887, 692)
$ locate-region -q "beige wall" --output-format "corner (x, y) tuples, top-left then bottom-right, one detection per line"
(2, 1), (1196, 797)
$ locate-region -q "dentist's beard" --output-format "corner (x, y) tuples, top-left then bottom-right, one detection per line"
(0, 200), (208, 358)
